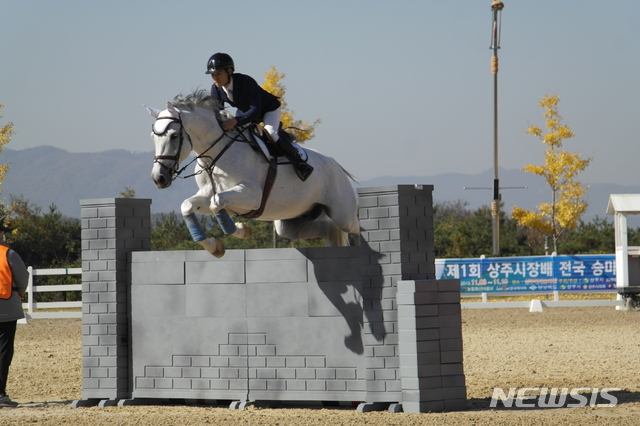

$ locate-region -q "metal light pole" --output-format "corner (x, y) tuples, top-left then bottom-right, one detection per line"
(490, 1), (504, 255)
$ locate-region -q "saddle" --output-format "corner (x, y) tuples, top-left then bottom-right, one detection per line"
(246, 124), (308, 164)
(247, 125), (278, 159)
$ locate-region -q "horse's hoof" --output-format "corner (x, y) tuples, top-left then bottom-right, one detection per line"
(211, 239), (225, 258)
(235, 223), (252, 239)
(200, 238), (225, 258)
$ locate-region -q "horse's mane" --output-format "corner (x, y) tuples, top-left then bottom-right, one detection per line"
(172, 89), (229, 120)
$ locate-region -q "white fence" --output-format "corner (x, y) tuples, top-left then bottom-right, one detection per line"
(461, 289), (624, 310)
(22, 266), (82, 319)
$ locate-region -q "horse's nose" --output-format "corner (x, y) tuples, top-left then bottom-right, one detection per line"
(152, 171), (170, 189)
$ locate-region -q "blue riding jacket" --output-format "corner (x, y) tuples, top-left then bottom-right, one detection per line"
(210, 73), (281, 126)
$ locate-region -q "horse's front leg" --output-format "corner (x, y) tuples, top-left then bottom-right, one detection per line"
(180, 193), (227, 257)
(210, 182), (262, 214)
(212, 209), (252, 240)
(210, 182), (262, 238)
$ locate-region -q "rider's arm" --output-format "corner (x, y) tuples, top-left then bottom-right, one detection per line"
(233, 75), (264, 126)
(209, 85), (226, 110)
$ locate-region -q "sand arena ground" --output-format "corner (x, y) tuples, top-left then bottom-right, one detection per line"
(1, 306), (638, 425)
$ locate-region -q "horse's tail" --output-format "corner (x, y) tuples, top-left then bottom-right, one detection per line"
(326, 221), (350, 247)
(316, 212), (350, 247)
(339, 165), (359, 185)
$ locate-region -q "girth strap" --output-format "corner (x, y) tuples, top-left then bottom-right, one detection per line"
(242, 157), (278, 219)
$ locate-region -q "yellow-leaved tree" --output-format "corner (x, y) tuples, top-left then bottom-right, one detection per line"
(261, 66), (320, 143)
(512, 94), (592, 254)
(0, 104), (13, 193)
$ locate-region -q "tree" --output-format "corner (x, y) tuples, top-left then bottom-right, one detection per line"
(120, 186), (136, 198)
(3, 196), (81, 268)
(1, 197), (82, 303)
(559, 216), (614, 254)
(261, 66), (321, 143)
(0, 104), (13, 190)
(434, 200), (532, 258)
(150, 212), (324, 251)
(151, 211), (203, 251)
(512, 94), (592, 254)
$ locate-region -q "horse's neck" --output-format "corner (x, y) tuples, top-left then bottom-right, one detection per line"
(185, 112), (226, 155)
(184, 109), (257, 164)
(190, 123), (256, 168)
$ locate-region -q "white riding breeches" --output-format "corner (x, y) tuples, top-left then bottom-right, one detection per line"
(263, 107), (281, 142)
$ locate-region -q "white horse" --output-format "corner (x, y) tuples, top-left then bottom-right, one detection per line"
(146, 90), (359, 257)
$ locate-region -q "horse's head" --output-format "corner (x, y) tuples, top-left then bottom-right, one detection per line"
(146, 102), (193, 189)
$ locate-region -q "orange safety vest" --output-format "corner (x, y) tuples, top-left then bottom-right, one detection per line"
(0, 245), (14, 299)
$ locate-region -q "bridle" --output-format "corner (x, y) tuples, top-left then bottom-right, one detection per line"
(152, 112), (253, 181)
(152, 116), (192, 179)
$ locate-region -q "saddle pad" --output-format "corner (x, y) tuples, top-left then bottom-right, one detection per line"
(252, 133), (308, 163)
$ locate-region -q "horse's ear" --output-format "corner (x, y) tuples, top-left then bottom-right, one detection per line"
(166, 102), (179, 117)
(145, 105), (161, 118)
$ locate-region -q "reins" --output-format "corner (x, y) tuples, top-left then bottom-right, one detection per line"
(152, 111), (276, 219)
(152, 113), (252, 181)
(182, 128), (251, 180)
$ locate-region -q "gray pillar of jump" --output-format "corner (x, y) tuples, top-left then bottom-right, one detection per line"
(357, 184), (465, 412)
(76, 198), (151, 403)
(396, 279), (467, 412)
(357, 185), (432, 407)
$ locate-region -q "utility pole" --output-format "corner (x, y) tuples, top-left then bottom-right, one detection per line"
(466, 3), (524, 255)
(490, 1), (504, 255)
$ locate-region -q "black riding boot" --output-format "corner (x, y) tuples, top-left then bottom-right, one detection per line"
(275, 132), (314, 181)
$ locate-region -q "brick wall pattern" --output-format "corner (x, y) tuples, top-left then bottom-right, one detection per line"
(77, 186), (466, 412)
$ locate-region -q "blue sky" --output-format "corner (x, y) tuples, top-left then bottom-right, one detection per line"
(1, 0), (638, 188)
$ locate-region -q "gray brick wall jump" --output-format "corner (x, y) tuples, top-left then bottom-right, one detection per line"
(77, 185), (467, 412)
(128, 247), (365, 402)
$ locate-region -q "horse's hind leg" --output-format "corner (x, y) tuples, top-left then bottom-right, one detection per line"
(274, 218), (305, 241)
(324, 200), (359, 235)
(275, 215), (348, 246)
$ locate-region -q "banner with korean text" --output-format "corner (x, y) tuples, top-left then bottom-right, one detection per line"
(435, 255), (616, 293)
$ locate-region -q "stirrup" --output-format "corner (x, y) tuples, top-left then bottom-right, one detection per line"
(293, 163), (314, 181)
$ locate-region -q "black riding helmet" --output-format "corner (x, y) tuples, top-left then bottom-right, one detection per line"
(205, 53), (234, 74)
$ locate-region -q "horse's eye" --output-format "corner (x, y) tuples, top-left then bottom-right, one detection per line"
(170, 133), (178, 139)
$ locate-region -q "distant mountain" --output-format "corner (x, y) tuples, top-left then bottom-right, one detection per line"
(1, 146), (188, 217)
(2, 147), (639, 226)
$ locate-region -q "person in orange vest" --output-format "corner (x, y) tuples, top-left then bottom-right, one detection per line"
(0, 220), (29, 408)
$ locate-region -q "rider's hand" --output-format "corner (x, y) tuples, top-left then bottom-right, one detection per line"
(222, 118), (237, 131)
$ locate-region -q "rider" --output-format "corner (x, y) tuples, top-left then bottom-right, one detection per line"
(206, 52), (313, 181)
